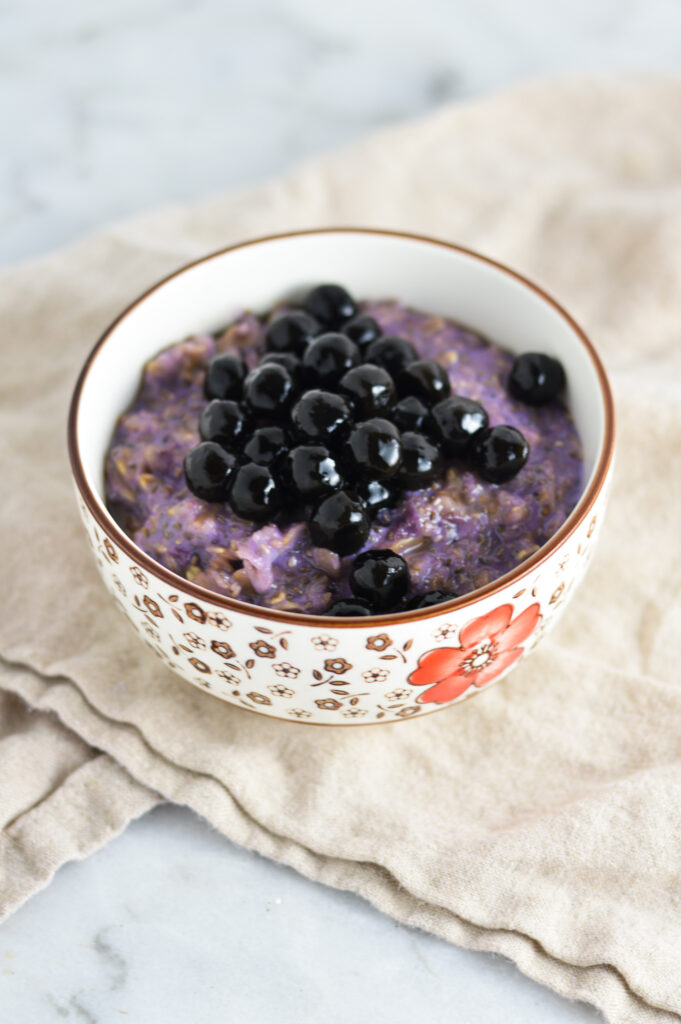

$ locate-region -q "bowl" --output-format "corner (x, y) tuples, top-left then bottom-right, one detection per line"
(68, 229), (615, 725)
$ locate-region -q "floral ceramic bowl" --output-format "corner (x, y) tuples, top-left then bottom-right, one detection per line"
(68, 229), (615, 725)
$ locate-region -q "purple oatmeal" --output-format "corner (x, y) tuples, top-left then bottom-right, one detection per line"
(105, 300), (583, 614)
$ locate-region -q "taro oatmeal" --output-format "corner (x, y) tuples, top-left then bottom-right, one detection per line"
(105, 283), (582, 616)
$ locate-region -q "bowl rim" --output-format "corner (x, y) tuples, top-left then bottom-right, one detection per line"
(68, 226), (616, 627)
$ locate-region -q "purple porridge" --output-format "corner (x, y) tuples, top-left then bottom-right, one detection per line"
(105, 300), (582, 614)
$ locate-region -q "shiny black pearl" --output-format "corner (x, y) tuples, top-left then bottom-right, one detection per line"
(309, 490), (370, 555)
(242, 363), (295, 418)
(392, 395), (431, 433)
(204, 353), (248, 401)
(396, 431), (444, 490)
(354, 478), (400, 515)
(406, 589), (457, 610)
(290, 389), (353, 446)
(326, 598), (373, 617)
(338, 364), (396, 418)
(431, 395), (488, 455)
(228, 463), (283, 522)
(350, 549), (410, 612)
(470, 425), (529, 483)
(260, 351), (304, 387)
(281, 445), (343, 501)
(265, 311), (319, 357)
(509, 352), (566, 406)
(199, 399), (252, 449)
(342, 315), (382, 350)
(398, 359), (451, 403)
(183, 442), (236, 502)
(242, 425), (289, 466)
(344, 418), (402, 480)
(302, 332), (361, 388)
(302, 284), (357, 331)
(364, 335), (418, 377)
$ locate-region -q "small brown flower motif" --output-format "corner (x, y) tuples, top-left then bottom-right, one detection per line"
(385, 688), (411, 702)
(211, 640), (236, 660)
(273, 662), (300, 679)
(183, 631), (206, 650)
(269, 684), (294, 698)
(315, 698), (342, 711)
(207, 611), (232, 630)
(549, 583), (565, 605)
(247, 691), (272, 705)
(189, 657), (211, 674)
(143, 595), (163, 618)
(250, 640), (276, 659)
(130, 566), (149, 589)
(112, 576), (126, 597)
(103, 538), (119, 563)
(366, 634), (391, 652)
(342, 708), (368, 718)
(433, 624), (457, 642)
(324, 657), (352, 674)
(142, 621), (161, 643)
(184, 602), (207, 623)
(288, 708), (312, 719)
(217, 670), (241, 686)
(395, 706), (421, 718)
(362, 667), (389, 684)
(311, 634), (338, 651)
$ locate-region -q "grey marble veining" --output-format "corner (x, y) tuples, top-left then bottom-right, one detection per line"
(0, 805), (604, 1024)
(3, 0), (681, 265)
(3, 1), (679, 1019)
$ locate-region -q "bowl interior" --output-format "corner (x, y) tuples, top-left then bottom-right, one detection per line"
(75, 231), (607, 520)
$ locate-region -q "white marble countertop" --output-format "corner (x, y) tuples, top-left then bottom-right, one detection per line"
(3, 2), (678, 1019)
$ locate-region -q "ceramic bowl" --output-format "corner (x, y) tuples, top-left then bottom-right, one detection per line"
(68, 229), (615, 725)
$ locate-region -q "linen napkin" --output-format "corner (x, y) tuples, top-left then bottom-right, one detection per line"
(3, 74), (681, 1024)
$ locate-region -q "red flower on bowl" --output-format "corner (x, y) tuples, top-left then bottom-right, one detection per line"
(408, 603), (541, 705)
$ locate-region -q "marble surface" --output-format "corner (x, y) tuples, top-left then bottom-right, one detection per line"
(1, 806), (603, 1024)
(3, 1), (679, 1020)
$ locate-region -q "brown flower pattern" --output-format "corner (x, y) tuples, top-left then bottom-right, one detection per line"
(142, 621), (161, 643)
(207, 611), (232, 630)
(311, 634), (338, 651)
(269, 684), (294, 698)
(395, 706), (421, 718)
(189, 657), (211, 674)
(211, 640), (236, 660)
(366, 634), (391, 652)
(112, 576), (126, 597)
(288, 708), (312, 719)
(184, 602), (207, 623)
(342, 708), (368, 718)
(183, 631), (206, 649)
(433, 623), (457, 642)
(250, 640), (276, 659)
(324, 657), (352, 675)
(385, 688), (411, 702)
(247, 692), (272, 705)
(130, 566), (149, 589)
(217, 670), (241, 686)
(103, 538), (119, 563)
(316, 698), (342, 711)
(362, 667), (389, 684)
(273, 662), (300, 679)
(143, 595), (163, 618)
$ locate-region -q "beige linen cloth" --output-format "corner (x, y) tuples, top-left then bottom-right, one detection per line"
(2, 75), (681, 1022)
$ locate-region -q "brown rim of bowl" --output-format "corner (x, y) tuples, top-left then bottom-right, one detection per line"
(68, 227), (615, 628)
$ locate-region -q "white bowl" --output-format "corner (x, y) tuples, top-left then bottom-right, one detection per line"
(68, 229), (615, 725)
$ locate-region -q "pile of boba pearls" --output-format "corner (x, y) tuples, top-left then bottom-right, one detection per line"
(183, 284), (566, 615)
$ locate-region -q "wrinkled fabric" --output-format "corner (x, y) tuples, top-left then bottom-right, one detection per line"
(2, 74), (681, 1024)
